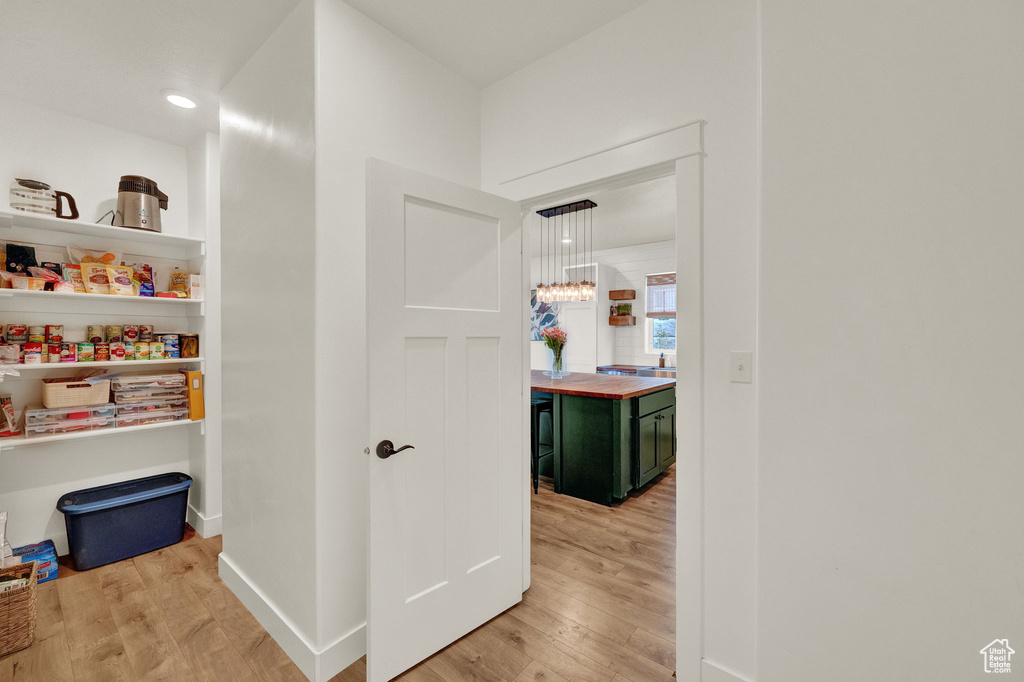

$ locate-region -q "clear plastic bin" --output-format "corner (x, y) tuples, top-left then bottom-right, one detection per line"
(25, 403), (116, 426)
(116, 408), (189, 428)
(111, 373), (186, 390)
(114, 398), (188, 415)
(113, 387), (188, 404)
(25, 415), (116, 438)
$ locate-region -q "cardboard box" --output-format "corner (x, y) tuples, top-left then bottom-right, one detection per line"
(179, 370), (205, 420)
(187, 274), (201, 300)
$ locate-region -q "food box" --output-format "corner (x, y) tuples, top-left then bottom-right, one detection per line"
(11, 539), (57, 583)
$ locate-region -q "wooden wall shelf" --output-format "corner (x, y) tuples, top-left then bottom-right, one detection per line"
(609, 315), (636, 326)
(609, 289), (636, 301)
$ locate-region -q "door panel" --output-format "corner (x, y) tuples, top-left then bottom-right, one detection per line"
(659, 405), (677, 470)
(367, 159), (524, 682)
(638, 412), (659, 487)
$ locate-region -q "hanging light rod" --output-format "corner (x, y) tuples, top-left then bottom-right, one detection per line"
(536, 199), (597, 219)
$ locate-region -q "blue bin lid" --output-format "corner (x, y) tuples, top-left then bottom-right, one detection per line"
(57, 472), (192, 515)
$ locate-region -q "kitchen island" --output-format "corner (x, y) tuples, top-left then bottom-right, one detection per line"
(531, 370), (676, 505)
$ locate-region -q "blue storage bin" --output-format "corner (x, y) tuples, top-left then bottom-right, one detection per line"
(56, 472), (192, 570)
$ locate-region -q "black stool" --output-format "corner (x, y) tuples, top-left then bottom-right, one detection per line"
(530, 396), (553, 494)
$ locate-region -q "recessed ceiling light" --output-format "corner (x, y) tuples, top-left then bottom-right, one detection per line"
(166, 94), (197, 109)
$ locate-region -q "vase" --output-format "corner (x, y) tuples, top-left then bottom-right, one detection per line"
(548, 347), (566, 379)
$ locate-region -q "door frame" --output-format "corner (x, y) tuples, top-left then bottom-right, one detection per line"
(494, 120), (705, 682)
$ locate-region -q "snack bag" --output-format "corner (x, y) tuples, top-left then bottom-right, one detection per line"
(107, 265), (134, 296)
(81, 263), (111, 294)
(5, 244), (37, 274)
(130, 263), (155, 297)
(0, 394), (20, 437)
(62, 263), (86, 293)
(67, 246), (120, 265)
(169, 268), (189, 294)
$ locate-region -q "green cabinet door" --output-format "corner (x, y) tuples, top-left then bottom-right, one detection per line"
(658, 405), (676, 470)
(637, 411), (660, 487)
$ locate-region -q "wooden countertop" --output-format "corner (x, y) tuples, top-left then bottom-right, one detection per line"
(531, 370), (675, 400)
(595, 364), (650, 373)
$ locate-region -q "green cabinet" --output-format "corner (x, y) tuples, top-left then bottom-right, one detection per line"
(636, 403), (675, 488)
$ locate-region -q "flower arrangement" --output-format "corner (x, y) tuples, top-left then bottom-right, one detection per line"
(541, 326), (568, 377)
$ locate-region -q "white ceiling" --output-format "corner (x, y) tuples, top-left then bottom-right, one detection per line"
(529, 175), (677, 257)
(0, 0), (303, 147)
(0, 0), (646, 148)
(342, 0), (648, 86)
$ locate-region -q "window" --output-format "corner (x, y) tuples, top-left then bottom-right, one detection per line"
(645, 272), (676, 353)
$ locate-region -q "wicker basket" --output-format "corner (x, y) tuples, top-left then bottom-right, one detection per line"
(41, 378), (111, 409)
(0, 561), (37, 658)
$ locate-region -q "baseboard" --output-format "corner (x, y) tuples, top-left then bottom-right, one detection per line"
(186, 505), (223, 537)
(702, 659), (754, 682)
(218, 553), (364, 681)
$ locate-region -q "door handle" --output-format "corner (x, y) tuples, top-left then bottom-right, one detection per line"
(376, 440), (415, 459)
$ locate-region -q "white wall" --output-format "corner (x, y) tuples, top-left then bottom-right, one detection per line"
(220, 0), (319, 653)
(530, 240), (677, 368)
(484, 1), (759, 678)
(313, 0), (481, 664)
(757, 2), (1024, 680)
(0, 99), (189, 235)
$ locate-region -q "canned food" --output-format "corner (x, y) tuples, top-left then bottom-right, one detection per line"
(6, 324), (27, 343)
(149, 342), (164, 359)
(23, 342), (42, 364)
(181, 334), (199, 358)
(105, 325), (123, 343)
(60, 342), (76, 362)
(124, 342), (135, 360)
(28, 326), (45, 343)
(110, 342), (126, 361)
(95, 343), (110, 362)
(160, 333), (180, 358)
(77, 343), (95, 362)
(87, 325), (105, 343)
(45, 324), (64, 343)
(123, 324), (140, 343)
(134, 342), (149, 360)
(48, 343), (62, 363)
(139, 324), (155, 342)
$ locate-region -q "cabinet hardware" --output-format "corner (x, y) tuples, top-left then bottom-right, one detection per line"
(376, 440), (415, 459)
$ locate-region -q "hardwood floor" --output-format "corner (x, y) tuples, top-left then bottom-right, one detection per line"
(0, 468), (674, 682)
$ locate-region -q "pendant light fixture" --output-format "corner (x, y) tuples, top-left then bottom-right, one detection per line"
(536, 199), (596, 303)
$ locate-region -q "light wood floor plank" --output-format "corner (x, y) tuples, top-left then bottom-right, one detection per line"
(56, 571), (136, 682)
(453, 624), (533, 680)
(512, 660), (570, 682)
(624, 628), (675, 671)
(423, 646), (507, 681)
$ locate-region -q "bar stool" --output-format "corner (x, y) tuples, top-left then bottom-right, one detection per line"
(530, 395), (553, 494)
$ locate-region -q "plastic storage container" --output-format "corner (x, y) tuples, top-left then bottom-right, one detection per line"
(25, 403), (116, 426)
(111, 373), (186, 390)
(115, 407), (189, 427)
(112, 387), (187, 403)
(56, 473), (192, 570)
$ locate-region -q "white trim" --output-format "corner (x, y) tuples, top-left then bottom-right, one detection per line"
(219, 553), (365, 682)
(702, 658), (754, 682)
(503, 123), (706, 682)
(186, 505), (222, 538)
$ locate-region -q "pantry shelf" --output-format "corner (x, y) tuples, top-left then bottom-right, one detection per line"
(0, 289), (201, 305)
(0, 209), (205, 250)
(0, 418), (204, 450)
(2, 357), (204, 372)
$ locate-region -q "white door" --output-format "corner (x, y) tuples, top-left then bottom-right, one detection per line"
(367, 159), (525, 681)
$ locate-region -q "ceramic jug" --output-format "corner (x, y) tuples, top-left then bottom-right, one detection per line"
(9, 178), (79, 219)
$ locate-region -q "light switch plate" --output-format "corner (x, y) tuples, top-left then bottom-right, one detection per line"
(730, 351), (753, 383)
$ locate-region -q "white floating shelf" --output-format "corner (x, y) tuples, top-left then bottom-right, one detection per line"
(3, 357), (204, 372)
(0, 209), (204, 250)
(0, 289), (201, 305)
(0, 418), (203, 450)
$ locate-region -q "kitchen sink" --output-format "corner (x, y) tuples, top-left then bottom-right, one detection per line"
(637, 366), (676, 378)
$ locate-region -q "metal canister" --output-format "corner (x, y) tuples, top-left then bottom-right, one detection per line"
(105, 325), (123, 343)
(23, 342), (42, 364)
(160, 333), (180, 358)
(95, 343), (110, 362)
(48, 343), (62, 363)
(5, 324), (27, 343)
(124, 342), (135, 360)
(110, 342), (126, 361)
(77, 343), (95, 361)
(181, 334), (199, 358)
(87, 325), (105, 343)
(45, 324), (63, 343)
(59, 342), (76, 362)
(123, 324), (140, 343)
(134, 342), (149, 360)
(139, 324), (155, 342)
(28, 326), (45, 343)
(149, 342), (164, 359)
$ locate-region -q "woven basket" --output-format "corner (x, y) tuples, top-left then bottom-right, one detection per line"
(0, 561), (37, 658)
(42, 378), (110, 409)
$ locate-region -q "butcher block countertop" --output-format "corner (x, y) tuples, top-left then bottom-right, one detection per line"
(530, 370), (675, 400)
